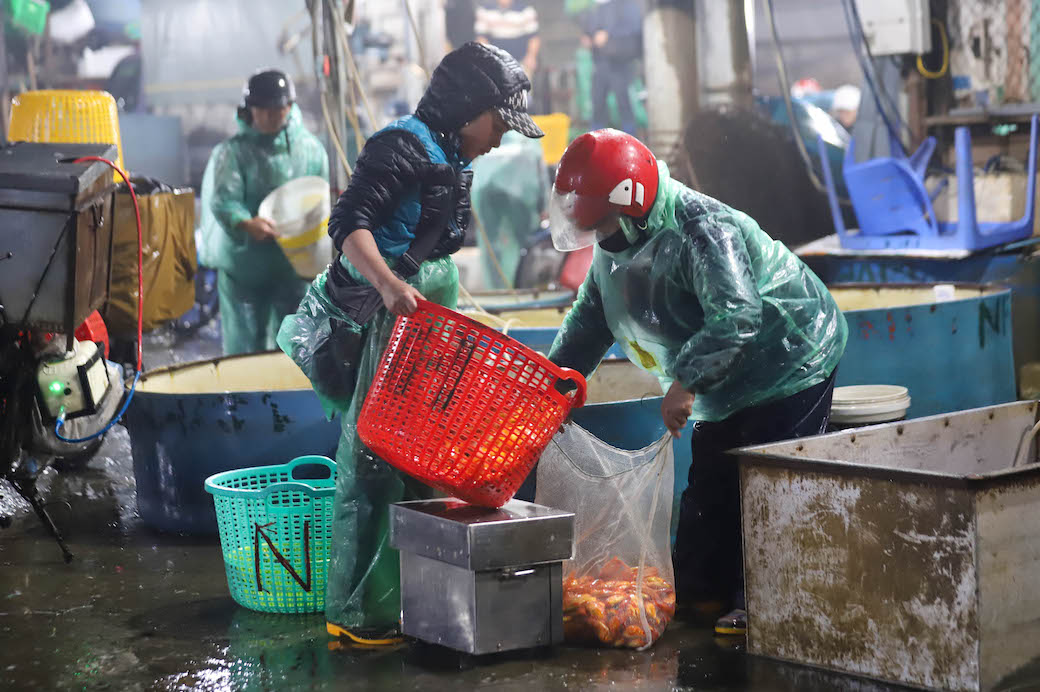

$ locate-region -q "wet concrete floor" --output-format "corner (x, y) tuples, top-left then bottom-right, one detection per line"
(2, 322), (1039, 691)
(0, 427), (932, 692)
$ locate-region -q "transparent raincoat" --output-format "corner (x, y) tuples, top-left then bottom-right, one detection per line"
(278, 255), (458, 631)
(548, 161), (848, 422)
(199, 104), (329, 354)
(470, 130), (549, 288)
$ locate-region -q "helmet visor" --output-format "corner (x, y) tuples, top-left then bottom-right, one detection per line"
(549, 188), (621, 251)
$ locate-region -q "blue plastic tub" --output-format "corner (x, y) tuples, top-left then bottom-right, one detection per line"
(126, 352), (341, 534)
(475, 283), (1017, 419)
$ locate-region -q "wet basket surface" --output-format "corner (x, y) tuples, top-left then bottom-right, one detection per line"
(358, 300), (586, 507)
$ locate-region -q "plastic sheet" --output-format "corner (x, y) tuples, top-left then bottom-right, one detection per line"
(549, 161), (848, 422)
(277, 256), (459, 420)
(218, 271), (308, 355)
(291, 256), (458, 631)
(536, 425), (675, 649)
(104, 183), (196, 336)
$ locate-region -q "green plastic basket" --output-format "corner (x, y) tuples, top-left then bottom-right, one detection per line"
(205, 456), (336, 614)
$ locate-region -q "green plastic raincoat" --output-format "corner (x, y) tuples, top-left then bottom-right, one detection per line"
(279, 257), (458, 630)
(200, 104), (329, 354)
(470, 130), (548, 288)
(549, 162), (848, 422)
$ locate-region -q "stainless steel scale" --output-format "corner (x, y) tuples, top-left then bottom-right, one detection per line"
(389, 498), (574, 655)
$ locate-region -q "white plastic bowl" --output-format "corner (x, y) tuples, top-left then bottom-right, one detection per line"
(258, 176), (332, 279)
(830, 385), (911, 425)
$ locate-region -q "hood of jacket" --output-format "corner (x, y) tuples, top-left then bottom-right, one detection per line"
(415, 41), (531, 135)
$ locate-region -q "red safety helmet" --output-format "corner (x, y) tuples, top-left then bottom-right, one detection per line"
(549, 129), (658, 251)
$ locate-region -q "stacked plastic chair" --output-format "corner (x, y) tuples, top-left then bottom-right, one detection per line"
(819, 114), (1038, 252)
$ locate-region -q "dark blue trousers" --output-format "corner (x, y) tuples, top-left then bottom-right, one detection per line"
(673, 370), (837, 610)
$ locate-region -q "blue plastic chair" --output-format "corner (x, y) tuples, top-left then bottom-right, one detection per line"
(819, 114), (1038, 251)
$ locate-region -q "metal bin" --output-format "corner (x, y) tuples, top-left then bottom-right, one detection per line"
(737, 400), (1040, 691)
(390, 499), (574, 655)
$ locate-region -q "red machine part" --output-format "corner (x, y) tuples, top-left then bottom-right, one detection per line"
(74, 310), (109, 358)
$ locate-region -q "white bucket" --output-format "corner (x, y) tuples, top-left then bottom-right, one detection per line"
(830, 385), (911, 426)
(259, 176), (333, 280)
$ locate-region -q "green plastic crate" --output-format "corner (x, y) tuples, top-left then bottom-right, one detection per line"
(205, 456), (336, 614)
(8, 0), (49, 36)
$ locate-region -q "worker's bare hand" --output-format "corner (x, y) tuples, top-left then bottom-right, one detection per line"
(661, 381), (695, 438)
(240, 217), (279, 243)
(580, 34), (593, 49)
(378, 278), (424, 317)
(593, 30), (609, 48)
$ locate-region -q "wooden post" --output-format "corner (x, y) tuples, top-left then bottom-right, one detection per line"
(906, 68), (927, 146)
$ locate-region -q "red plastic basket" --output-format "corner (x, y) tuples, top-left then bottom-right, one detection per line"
(357, 300), (587, 507)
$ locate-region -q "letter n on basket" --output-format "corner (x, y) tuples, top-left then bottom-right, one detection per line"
(254, 520), (312, 592)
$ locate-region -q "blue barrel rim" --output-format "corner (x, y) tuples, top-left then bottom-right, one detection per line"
(828, 281), (1010, 312)
(205, 455), (337, 500)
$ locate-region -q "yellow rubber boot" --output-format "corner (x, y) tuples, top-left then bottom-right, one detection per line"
(326, 621), (404, 647)
(714, 608), (747, 636)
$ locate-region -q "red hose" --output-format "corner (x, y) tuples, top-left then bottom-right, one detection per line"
(73, 157), (143, 373)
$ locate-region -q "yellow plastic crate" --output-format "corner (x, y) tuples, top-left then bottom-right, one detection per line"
(9, 89), (126, 180)
(531, 113), (572, 166)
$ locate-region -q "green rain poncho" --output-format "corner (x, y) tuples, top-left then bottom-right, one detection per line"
(278, 256), (458, 630)
(549, 162), (848, 422)
(470, 130), (548, 288)
(199, 104), (329, 355)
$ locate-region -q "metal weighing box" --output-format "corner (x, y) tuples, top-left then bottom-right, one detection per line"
(0, 143), (117, 343)
(389, 498), (574, 655)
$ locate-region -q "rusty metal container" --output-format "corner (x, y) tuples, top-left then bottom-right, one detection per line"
(736, 400), (1040, 691)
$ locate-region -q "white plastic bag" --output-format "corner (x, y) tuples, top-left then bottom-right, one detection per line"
(536, 425), (675, 649)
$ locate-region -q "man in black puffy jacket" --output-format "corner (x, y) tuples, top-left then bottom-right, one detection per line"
(278, 42), (543, 644)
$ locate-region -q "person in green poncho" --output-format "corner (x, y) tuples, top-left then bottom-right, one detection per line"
(546, 129), (848, 638)
(199, 69), (330, 355)
(470, 129), (549, 288)
(277, 42), (545, 644)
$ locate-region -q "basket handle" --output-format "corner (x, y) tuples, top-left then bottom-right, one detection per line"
(285, 455), (335, 481)
(262, 482), (319, 508)
(259, 456), (336, 507)
(556, 368), (587, 409)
